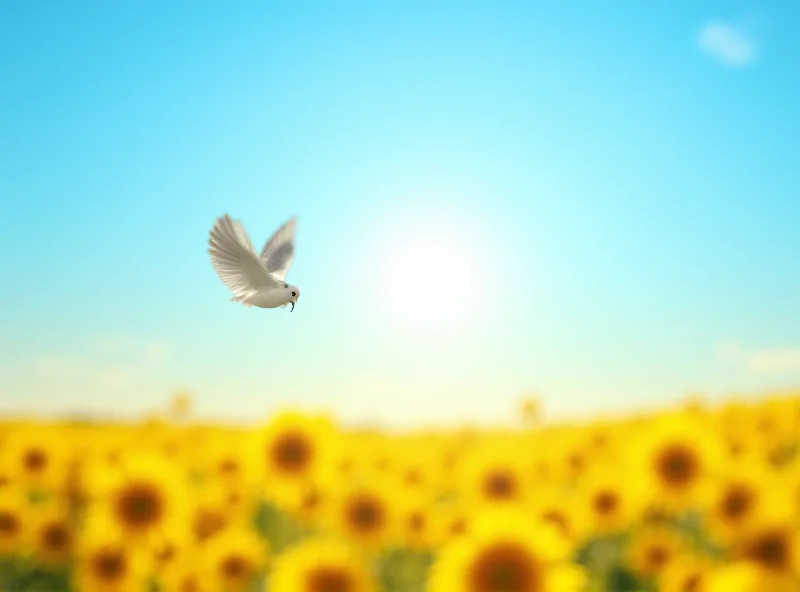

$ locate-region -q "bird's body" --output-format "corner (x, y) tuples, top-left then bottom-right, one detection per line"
(231, 286), (295, 309)
(208, 214), (300, 311)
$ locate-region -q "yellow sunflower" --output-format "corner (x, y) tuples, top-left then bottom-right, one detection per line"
(730, 515), (800, 583)
(158, 545), (213, 592)
(431, 500), (472, 547)
(528, 488), (587, 548)
(579, 468), (643, 536)
(279, 481), (329, 528)
(701, 460), (781, 545)
(24, 500), (74, 567)
(202, 526), (269, 592)
(625, 524), (687, 581)
(552, 433), (593, 484)
(584, 420), (621, 461)
(431, 438), (468, 496)
(0, 423), (71, 493)
(389, 450), (439, 505)
(189, 482), (242, 544)
(632, 413), (722, 513)
(252, 411), (337, 506)
(428, 506), (586, 592)
(148, 520), (197, 575)
(73, 521), (150, 592)
(270, 537), (377, 592)
(86, 452), (189, 547)
(0, 486), (27, 555)
(203, 433), (253, 488)
(526, 453), (557, 490)
(519, 395), (541, 424)
(169, 390), (193, 418)
(658, 553), (716, 592)
(750, 397), (797, 451)
(395, 494), (436, 551)
(460, 442), (531, 509)
(324, 479), (396, 550)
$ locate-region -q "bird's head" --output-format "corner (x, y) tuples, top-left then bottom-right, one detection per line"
(285, 284), (300, 311)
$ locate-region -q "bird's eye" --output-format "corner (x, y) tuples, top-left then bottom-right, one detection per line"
(292, 291), (296, 297)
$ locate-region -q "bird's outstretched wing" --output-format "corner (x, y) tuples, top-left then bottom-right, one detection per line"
(260, 216), (297, 283)
(209, 215), (280, 299)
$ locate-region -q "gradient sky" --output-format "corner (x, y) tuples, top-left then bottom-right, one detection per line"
(1, 1), (798, 429)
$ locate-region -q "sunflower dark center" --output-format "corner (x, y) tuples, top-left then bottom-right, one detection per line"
(442, 452), (458, 470)
(408, 512), (425, 533)
(727, 441), (744, 457)
(220, 555), (252, 581)
(193, 509), (226, 541)
(219, 458), (239, 475)
(307, 566), (353, 592)
(594, 491), (619, 515)
(484, 470), (517, 500)
(757, 416), (775, 434)
(156, 543), (176, 564)
(593, 433), (609, 448)
(302, 488), (321, 510)
(746, 530), (789, 570)
(115, 482), (163, 529)
(346, 496), (384, 533)
(180, 577), (201, 592)
(23, 448), (48, 472)
(721, 486), (752, 520)
(41, 522), (70, 552)
(541, 510), (568, 535)
(450, 518), (467, 536)
(682, 573), (702, 592)
(271, 431), (313, 474)
(93, 550), (126, 581)
(646, 545), (670, 571)
(405, 469), (421, 485)
(0, 511), (20, 535)
(567, 453), (585, 472)
(656, 444), (699, 487)
(468, 542), (539, 592)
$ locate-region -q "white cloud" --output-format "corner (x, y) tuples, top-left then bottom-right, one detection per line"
(746, 349), (800, 373)
(698, 21), (756, 67)
(27, 335), (172, 394)
(716, 341), (800, 374)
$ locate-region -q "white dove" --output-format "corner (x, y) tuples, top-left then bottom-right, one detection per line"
(208, 214), (301, 311)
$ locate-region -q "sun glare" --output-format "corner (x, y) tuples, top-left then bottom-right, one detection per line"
(377, 223), (479, 330)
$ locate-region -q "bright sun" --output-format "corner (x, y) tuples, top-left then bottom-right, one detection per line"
(376, 221), (480, 330)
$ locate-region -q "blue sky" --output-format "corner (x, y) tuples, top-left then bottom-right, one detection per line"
(1, 1), (798, 429)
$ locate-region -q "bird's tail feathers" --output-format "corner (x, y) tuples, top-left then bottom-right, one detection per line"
(230, 293), (254, 307)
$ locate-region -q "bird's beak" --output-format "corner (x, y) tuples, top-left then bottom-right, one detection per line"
(290, 302), (295, 312)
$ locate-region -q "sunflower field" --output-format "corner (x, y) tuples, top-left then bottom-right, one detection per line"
(0, 391), (799, 592)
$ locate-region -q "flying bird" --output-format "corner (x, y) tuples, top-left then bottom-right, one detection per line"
(208, 214), (301, 311)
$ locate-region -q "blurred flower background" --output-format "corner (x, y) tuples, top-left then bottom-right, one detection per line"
(1, 390), (799, 591)
(2, 2), (800, 591)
